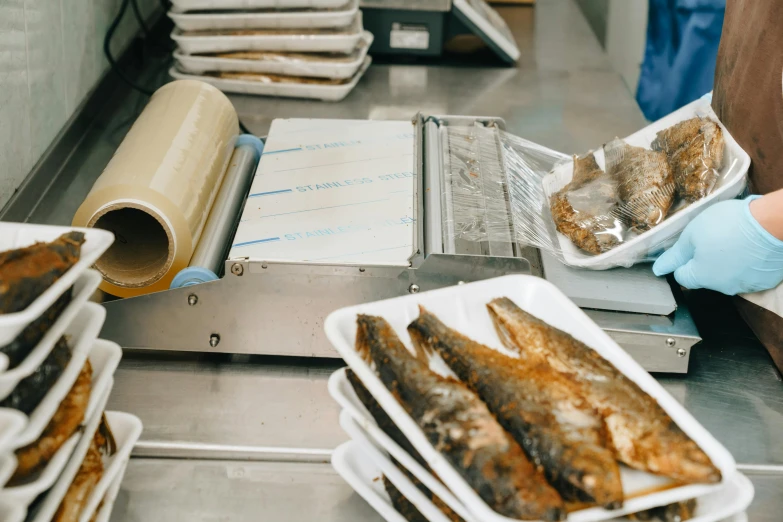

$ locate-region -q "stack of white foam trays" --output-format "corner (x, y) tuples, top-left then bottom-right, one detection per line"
(325, 275), (755, 522)
(0, 223), (142, 522)
(168, 0), (373, 101)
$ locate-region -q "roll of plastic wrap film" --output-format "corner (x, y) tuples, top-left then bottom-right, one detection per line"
(72, 80), (239, 297)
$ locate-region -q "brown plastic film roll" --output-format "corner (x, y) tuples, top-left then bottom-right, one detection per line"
(72, 80), (238, 297)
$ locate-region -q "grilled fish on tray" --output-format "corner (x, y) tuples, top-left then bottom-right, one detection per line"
(0, 232), (85, 368)
(486, 297), (721, 484)
(356, 314), (566, 521)
(604, 138), (675, 231)
(408, 307), (623, 509)
(347, 370), (465, 522)
(11, 359), (92, 484)
(651, 117), (725, 202)
(0, 337), (72, 415)
(550, 153), (625, 255)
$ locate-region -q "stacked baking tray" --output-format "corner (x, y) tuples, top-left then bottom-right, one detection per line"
(169, 0), (373, 101)
(326, 275), (754, 522)
(0, 223), (142, 522)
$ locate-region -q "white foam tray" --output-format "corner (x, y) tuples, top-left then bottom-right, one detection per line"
(0, 269), (101, 401)
(0, 224), (113, 346)
(170, 14), (364, 54)
(0, 367), (113, 507)
(334, 433), (752, 522)
(542, 97), (751, 270)
(0, 498), (24, 522)
(8, 302), (108, 449)
(174, 31), (372, 79)
(324, 275), (738, 522)
(29, 410), (142, 522)
(0, 410), (25, 457)
(329, 368), (478, 522)
(172, 0), (347, 12)
(169, 0), (357, 31)
(91, 459), (129, 522)
(169, 56), (370, 101)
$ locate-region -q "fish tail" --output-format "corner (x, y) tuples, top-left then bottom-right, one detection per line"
(486, 298), (524, 356)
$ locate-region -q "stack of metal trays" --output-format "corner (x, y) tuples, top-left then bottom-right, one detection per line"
(169, 0), (374, 101)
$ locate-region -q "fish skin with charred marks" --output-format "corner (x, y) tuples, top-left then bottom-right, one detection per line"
(408, 307), (624, 509)
(486, 297), (721, 485)
(355, 314), (566, 521)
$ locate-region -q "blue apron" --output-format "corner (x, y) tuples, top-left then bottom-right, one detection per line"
(636, 0), (725, 121)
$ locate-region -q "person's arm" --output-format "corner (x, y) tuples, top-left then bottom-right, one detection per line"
(652, 193), (783, 295)
(750, 188), (783, 240)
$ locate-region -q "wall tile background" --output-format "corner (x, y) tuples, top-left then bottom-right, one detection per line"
(0, 0), (159, 210)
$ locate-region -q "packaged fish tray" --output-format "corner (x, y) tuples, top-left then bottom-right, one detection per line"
(324, 275), (738, 522)
(27, 410), (142, 522)
(171, 0), (348, 12)
(0, 353), (114, 507)
(168, 56), (371, 101)
(494, 96), (750, 270)
(0, 224), (113, 346)
(171, 14), (365, 54)
(0, 269), (101, 402)
(168, 0), (358, 32)
(2, 302), (108, 452)
(334, 411), (753, 522)
(173, 31), (372, 79)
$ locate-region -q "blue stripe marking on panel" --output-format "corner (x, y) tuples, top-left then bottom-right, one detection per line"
(248, 189), (293, 198)
(232, 237), (281, 248)
(262, 147), (303, 155)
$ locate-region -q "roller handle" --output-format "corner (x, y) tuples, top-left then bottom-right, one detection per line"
(170, 135), (264, 288)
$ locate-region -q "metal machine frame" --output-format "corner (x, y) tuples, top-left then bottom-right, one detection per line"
(102, 114), (701, 372)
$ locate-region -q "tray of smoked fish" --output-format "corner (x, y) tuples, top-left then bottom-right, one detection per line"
(324, 275), (739, 522)
(0, 223), (113, 346)
(332, 416), (752, 522)
(542, 96), (750, 270)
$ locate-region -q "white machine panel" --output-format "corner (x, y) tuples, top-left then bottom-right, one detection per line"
(230, 119), (416, 266)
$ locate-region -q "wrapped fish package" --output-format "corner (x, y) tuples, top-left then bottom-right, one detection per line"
(440, 96), (750, 270)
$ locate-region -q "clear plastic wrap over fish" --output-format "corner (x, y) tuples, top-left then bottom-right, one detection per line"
(439, 97), (750, 270)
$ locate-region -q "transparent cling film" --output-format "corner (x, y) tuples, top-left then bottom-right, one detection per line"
(439, 97), (750, 270)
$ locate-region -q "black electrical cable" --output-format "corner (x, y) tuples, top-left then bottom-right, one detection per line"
(129, 0), (150, 37)
(104, 0), (155, 96)
(105, 0), (255, 135)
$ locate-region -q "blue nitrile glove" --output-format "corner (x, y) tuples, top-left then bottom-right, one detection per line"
(653, 196), (783, 295)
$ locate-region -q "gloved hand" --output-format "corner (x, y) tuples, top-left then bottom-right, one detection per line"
(653, 196), (783, 295)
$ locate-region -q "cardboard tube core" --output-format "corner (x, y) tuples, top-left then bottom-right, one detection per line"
(91, 206), (174, 288)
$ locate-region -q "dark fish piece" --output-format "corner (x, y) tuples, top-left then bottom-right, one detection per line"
(356, 315), (565, 521)
(347, 369), (428, 469)
(604, 139), (675, 230)
(0, 231), (85, 312)
(550, 153), (625, 255)
(0, 337), (72, 414)
(486, 297), (721, 485)
(11, 359), (92, 484)
(628, 498), (698, 521)
(1, 289), (72, 368)
(651, 118), (725, 202)
(384, 476), (429, 522)
(408, 308), (623, 509)
(348, 369), (466, 522)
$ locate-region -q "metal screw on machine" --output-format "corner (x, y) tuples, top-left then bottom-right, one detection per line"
(209, 334), (221, 347)
(231, 263), (244, 276)
(187, 294), (198, 306)
(677, 348), (687, 358)
(665, 337), (676, 347)
(408, 283), (420, 294)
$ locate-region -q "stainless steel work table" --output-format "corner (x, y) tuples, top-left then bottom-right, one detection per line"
(8, 0), (781, 519)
